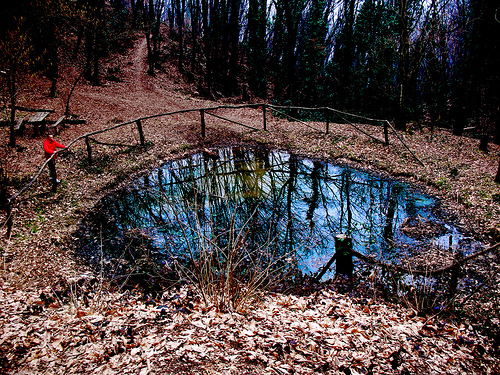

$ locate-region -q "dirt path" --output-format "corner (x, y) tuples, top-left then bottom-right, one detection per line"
(72, 38), (173, 120)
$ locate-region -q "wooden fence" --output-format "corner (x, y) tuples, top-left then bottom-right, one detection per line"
(4, 103), (419, 238)
(5, 102), (498, 303)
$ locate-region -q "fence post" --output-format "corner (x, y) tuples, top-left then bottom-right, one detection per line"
(85, 136), (92, 165)
(136, 119), (145, 147)
(200, 109), (206, 138)
(262, 105), (267, 131)
(449, 251), (463, 294)
(335, 234), (353, 277)
(384, 121), (389, 145)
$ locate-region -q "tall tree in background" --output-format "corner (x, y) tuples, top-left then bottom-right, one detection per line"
(351, 0), (398, 117)
(227, 0), (243, 95)
(269, 0), (285, 100)
(296, 0), (329, 106)
(420, 1), (451, 129)
(325, 0), (358, 111)
(490, 3), (500, 143)
(81, 0), (106, 84)
(270, 0), (306, 104)
(394, 0), (410, 130)
(29, 0), (68, 97)
(175, 0), (186, 74)
(200, 0), (228, 96)
(201, 0), (212, 94)
(247, 0), (268, 98)
(144, 0), (164, 76)
(450, 0), (471, 136)
(195, 0), (244, 97)
(339, 0), (357, 110)
(188, 0), (202, 80)
(466, 0), (500, 143)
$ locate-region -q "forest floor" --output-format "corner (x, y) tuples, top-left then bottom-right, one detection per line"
(1, 36), (500, 374)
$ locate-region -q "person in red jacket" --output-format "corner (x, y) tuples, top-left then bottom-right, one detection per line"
(43, 134), (66, 183)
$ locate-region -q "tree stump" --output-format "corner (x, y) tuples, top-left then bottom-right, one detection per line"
(335, 234), (353, 277)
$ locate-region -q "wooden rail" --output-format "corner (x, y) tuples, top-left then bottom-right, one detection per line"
(314, 234), (500, 296)
(5, 103), (419, 237)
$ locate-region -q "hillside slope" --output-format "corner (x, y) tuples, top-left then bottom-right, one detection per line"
(1, 35), (499, 374)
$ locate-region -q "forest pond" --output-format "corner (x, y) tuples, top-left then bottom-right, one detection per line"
(77, 147), (479, 282)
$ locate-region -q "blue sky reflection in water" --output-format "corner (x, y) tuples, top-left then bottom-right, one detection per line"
(86, 148), (476, 280)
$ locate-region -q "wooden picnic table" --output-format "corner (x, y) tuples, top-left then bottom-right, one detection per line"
(28, 111), (51, 136)
(13, 107), (54, 136)
(28, 111), (50, 123)
(12, 106), (84, 136)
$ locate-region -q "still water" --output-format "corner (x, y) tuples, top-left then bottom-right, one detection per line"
(79, 148), (476, 280)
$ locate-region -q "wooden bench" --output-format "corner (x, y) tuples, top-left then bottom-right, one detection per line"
(14, 117), (25, 134)
(46, 115), (66, 135)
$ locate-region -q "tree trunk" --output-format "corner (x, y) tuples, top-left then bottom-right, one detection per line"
(283, 1), (299, 104)
(145, 31), (155, 75)
(7, 67), (16, 148)
(202, 0), (212, 95)
(177, 0), (185, 74)
(479, 134), (489, 152)
(271, 1), (284, 99)
(73, 24), (85, 57)
(335, 234), (353, 277)
(340, 0), (356, 110)
(85, 26), (95, 81)
(227, 0), (242, 94)
(395, 0), (409, 131)
(189, 0), (201, 77)
(131, 0), (137, 28)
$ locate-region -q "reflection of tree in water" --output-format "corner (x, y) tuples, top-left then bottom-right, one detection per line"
(81, 147), (444, 278)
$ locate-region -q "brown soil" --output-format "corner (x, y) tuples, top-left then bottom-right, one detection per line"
(1, 35), (500, 374)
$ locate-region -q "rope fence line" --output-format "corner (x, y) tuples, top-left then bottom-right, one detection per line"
(4, 103), (421, 238)
(385, 120), (425, 166)
(267, 106), (323, 133)
(5, 102), (494, 288)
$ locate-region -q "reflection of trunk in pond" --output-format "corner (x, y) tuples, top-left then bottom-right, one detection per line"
(252, 149), (276, 251)
(258, 148), (271, 170)
(233, 148), (263, 252)
(366, 179), (377, 250)
(306, 161), (322, 229)
(285, 154), (298, 266)
(266, 151), (290, 256)
(339, 170), (353, 234)
(384, 183), (401, 242)
(208, 154), (233, 251)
